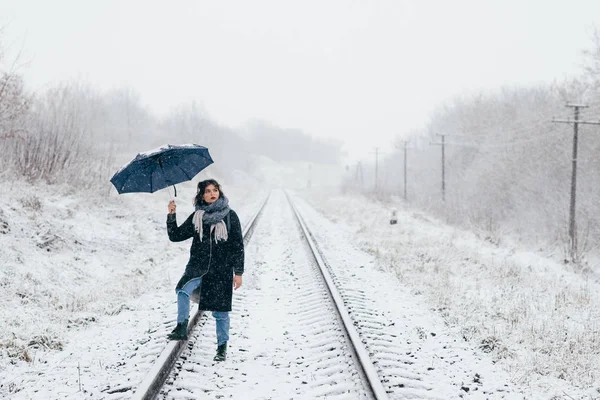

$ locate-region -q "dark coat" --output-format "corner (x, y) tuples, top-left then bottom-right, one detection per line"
(166, 210), (244, 312)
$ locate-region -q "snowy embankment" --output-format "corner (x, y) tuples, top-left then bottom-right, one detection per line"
(0, 179), (261, 398)
(300, 191), (600, 399)
(2, 178), (599, 399)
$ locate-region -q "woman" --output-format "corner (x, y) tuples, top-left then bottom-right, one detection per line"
(166, 179), (244, 362)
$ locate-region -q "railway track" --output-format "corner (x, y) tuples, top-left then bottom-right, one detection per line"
(131, 194), (268, 400)
(132, 190), (437, 399)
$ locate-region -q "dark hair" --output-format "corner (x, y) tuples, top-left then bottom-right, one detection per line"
(194, 179), (224, 207)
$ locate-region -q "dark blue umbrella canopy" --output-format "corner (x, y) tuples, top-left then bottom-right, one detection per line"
(110, 144), (213, 195)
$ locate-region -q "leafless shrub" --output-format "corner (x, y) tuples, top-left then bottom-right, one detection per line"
(479, 335), (502, 353)
(35, 231), (64, 252)
(66, 316), (97, 328)
(19, 194), (42, 211)
(6, 382), (22, 393)
(1, 340), (33, 362)
(105, 304), (132, 316)
(0, 208), (9, 234)
(12, 84), (90, 182)
(27, 335), (63, 351)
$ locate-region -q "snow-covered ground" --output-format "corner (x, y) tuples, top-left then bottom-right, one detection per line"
(298, 190), (600, 399)
(0, 178), (262, 399)
(1, 178), (599, 399)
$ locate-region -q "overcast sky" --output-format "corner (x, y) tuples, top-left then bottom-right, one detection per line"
(2, 0), (600, 161)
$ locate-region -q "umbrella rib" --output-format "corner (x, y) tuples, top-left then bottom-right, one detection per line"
(174, 162), (195, 181)
(155, 158), (168, 192)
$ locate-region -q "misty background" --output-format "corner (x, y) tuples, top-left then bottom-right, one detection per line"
(2, 1), (600, 265)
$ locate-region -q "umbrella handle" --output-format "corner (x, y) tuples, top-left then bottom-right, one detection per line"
(173, 184), (177, 197)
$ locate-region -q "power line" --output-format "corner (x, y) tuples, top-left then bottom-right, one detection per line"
(432, 102), (600, 148)
(441, 128), (564, 149)
(447, 98), (600, 137)
(413, 116), (568, 152)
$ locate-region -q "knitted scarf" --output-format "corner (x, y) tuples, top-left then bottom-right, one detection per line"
(192, 195), (230, 243)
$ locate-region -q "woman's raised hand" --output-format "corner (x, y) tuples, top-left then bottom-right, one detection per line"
(168, 200), (176, 214)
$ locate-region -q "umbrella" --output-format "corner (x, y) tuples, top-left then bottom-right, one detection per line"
(110, 144), (213, 197)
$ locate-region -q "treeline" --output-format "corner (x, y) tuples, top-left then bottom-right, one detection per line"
(346, 34), (600, 262)
(0, 35), (340, 192)
(243, 121), (341, 165)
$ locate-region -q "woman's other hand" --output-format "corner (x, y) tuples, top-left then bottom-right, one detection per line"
(234, 275), (242, 290)
(168, 200), (176, 214)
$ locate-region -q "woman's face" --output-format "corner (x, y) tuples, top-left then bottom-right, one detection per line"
(202, 184), (220, 204)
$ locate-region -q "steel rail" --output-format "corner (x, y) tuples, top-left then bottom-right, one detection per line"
(286, 192), (390, 400)
(131, 194), (270, 400)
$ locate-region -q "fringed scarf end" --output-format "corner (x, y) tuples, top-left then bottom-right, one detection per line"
(194, 210), (228, 242)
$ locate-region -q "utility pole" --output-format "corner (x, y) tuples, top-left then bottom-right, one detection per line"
(369, 148), (385, 192)
(307, 164), (312, 188)
(552, 103), (600, 260)
(430, 134), (447, 201)
(355, 161), (364, 186)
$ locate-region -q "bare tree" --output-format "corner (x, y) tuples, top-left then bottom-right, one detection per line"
(582, 26), (600, 91)
(0, 30), (31, 174)
(383, 83), (600, 259)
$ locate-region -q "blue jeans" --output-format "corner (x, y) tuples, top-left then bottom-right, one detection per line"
(176, 277), (230, 346)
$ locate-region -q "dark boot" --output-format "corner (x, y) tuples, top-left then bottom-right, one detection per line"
(213, 342), (227, 361)
(167, 319), (188, 340)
